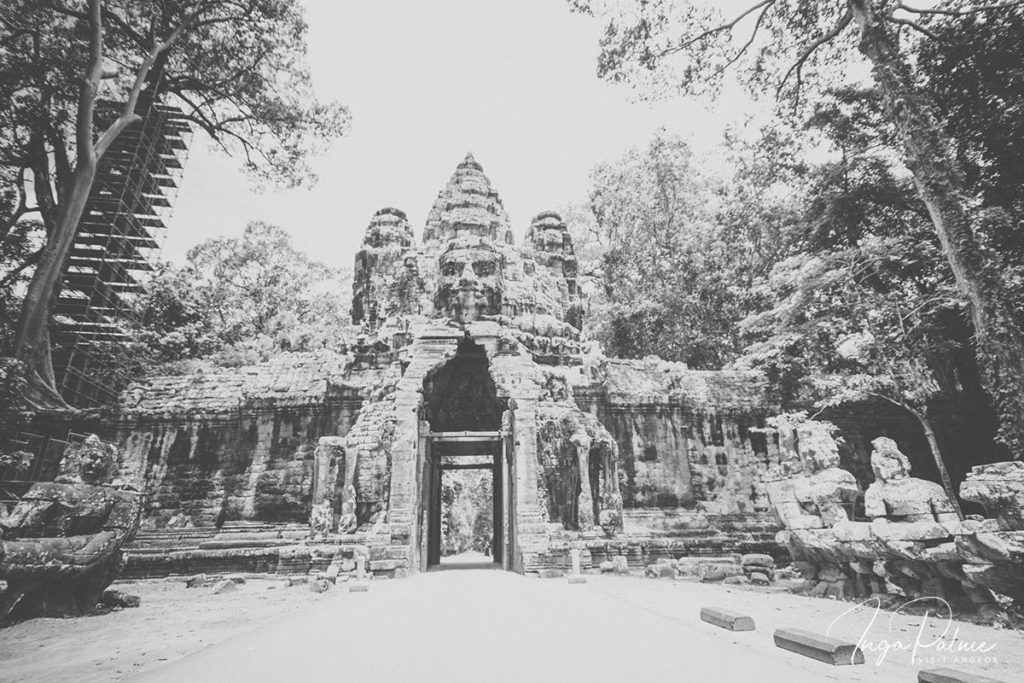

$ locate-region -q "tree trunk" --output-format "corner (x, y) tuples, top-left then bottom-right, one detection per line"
(12, 160), (98, 408)
(906, 404), (964, 520)
(849, 0), (1024, 459)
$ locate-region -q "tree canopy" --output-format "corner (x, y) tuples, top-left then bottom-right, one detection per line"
(0, 0), (349, 407)
(569, 0), (1024, 456)
(132, 221), (352, 371)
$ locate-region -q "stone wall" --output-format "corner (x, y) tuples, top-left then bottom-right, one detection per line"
(571, 358), (780, 518)
(28, 352), (387, 530)
(119, 403), (360, 528)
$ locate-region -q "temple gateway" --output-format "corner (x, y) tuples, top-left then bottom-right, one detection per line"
(66, 153), (785, 575)
(12, 155), (1022, 617)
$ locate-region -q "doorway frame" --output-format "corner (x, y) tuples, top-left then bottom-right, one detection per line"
(422, 430), (514, 570)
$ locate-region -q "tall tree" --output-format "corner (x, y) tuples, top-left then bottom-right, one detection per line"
(184, 221), (351, 350)
(0, 0), (348, 407)
(580, 131), (737, 366)
(129, 222), (352, 369)
(570, 0), (1024, 457)
(740, 87), (970, 511)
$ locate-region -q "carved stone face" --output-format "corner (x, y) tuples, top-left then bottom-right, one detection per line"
(798, 424), (842, 472)
(870, 437), (911, 483)
(57, 434), (116, 486)
(435, 240), (503, 322)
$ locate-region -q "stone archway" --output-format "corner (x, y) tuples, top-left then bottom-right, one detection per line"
(419, 337), (512, 570)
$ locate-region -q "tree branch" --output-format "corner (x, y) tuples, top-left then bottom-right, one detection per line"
(896, 1), (1024, 16)
(0, 167), (30, 243)
(95, 11), (194, 159)
(777, 9), (853, 99)
(721, 1), (772, 72)
(889, 16), (943, 41)
(0, 247), (42, 290)
(661, 0), (775, 58)
(101, 6), (149, 49)
(75, 0), (105, 168)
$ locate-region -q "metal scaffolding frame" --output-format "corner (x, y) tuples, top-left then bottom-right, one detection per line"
(52, 82), (192, 407)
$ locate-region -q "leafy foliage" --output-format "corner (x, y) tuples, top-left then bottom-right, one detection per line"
(737, 87), (970, 406)
(918, 7), (1024, 223)
(441, 469), (492, 556)
(572, 126), (798, 367)
(129, 221), (352, 371)
(0, 0), (349, 406)
(569, 0), (1024, 457)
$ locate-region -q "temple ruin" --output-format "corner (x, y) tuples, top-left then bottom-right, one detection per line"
(21, 154), (778, 576)
(5, 155), (1024, 624)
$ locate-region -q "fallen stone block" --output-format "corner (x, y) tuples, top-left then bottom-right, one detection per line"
(368, 559), (404, 572)
(226, 574), (246, 585)
(773, 628), (864, 666)
(568, 575), (587, 585)
(211, 579), (237, 595)
(599, 560), (615, 573)
(750, 571), (772, 586)
(184, 574), (211, 588)
(308, 578), (332, 593)
(611, 555), (629, 575)
(741, 553), (774, 568)
(700, 607), (755, 632)
(99, 589), (141, 609)
(722, 575), (750, 586)
(918, 669), (1008, 683)
(701, 569), (728, 582)
(348, 582), (370, 593)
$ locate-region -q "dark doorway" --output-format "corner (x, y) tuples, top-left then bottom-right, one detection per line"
(420, 336), (514, 571)
(422, 337), (504, 432)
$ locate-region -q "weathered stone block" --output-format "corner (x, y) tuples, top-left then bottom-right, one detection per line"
(309, 578), (332, 593)
(700, 607), (755, 631)
(100, 589), (141, 608)
(723, 575), (749, 585)
(368, 559), (405, 572)
(773, 628), (864, 665)
(185, 574), (212, 588)
(741, 553), (774, 568)
(211, 579), (237, 595)
(960, 461), (1024, 531)
(750, 571), (771, 586)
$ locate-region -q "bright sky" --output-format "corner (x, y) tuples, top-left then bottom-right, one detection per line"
(165, 0), (759, 271)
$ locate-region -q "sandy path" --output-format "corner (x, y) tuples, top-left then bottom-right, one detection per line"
(0, 578), (322, 682)
(2, 571), (1022, 683)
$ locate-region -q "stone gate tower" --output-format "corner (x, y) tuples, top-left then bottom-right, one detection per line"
(107, 153), (782, 577)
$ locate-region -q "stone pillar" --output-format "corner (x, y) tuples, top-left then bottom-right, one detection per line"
(572, 432), (594, 530)
(310, 436), (345, 535)
(513, 397), (540, 509)
(570, 548), (582, 575)
(337, 447), (359, 534)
